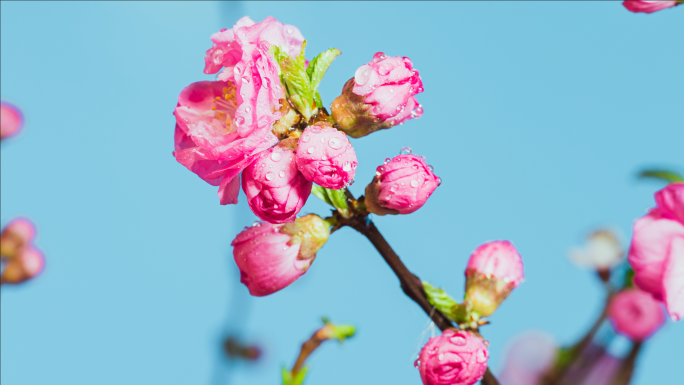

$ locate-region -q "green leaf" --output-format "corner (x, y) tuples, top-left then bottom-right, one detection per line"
(282, 366), (309, 385)
(271, 42), (313, 119)
(312, 186), (334, 206)
(623, 267), (635, 289)
(422, 282), (459, 318)
(311, 186), (350, 217)
(306, 48), (341, 106)
(638, 169), (684, 183)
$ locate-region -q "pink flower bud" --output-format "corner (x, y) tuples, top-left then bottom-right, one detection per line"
(465, 241), (524, 317)
(242, 140), (312, 224)
(364, 152), (440, 215)
(622, 1), (678, 14)
(232, 215), (329, 296)
(1, 218), (36, 259)
(416, 329), (488, 385)
(628, 208), (684, 321)
(295, 122), (357, 190)
(331, 52), (423, 138)
(608, 289), (665, 340)
(655, 182), (684, 223)
(1, 102), (23, 140)
(1, 247), (44, 285)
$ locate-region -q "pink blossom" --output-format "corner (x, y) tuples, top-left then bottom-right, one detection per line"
(1, 102), (23, 140)
(608, 289), (665, 340)
(498, 331), (557, 385)
(1, 218), (36, 259)
(623, 1), (678, 13)
(364, 154), (440, 215)
(295, 122), (357, 189)
(1, 247), (44, 285)
(417, 329), (488, 385)
(232, 215), (329, 296)
(242, 141), (312, 224)
(173, 80), (278, 205)
(467, 241), (525, 287)
(655, 182), (684, 223)
(628, 208), (684, 321)
(331, 52), (423, 138)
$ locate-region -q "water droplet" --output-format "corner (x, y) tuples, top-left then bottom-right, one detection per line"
(308, 146), (315, 154)
(322, 155), (327, 160)
(354, 64), (372, 85)
(373, 52), (387, 62)
(283, 246), (288, 250)
(252, 221), (260, 227)
(384, 158), (391, 164)
(399, 147), (413, 155)
(390, 184), (398, 192)
(450, 335), (467, 346)
(410, 180), (419, 188)
(279, 171), (285, 178)
(414, 359), (420, 368)
(476, 349), (488, 363)
(242, 76), (249, 84)
(245, 106), (252, 113)
(437, 177), (442, 186)
(301, 135), (310, 143)
(438, 353), (444, 361)
(343, 162), (352, 172)
(378, 65), (389, 76)
(212, 50), (223, 65)
(287, 27), (294, 34)
(236, 116), (245, 126)
(427, 165), (434, 172)
(389, 88), (394, 93)
(270, 152), (282, 162)
(328, 138), (342, 149)
(412, 164), (419, 170)
(265, 172), (274, 181)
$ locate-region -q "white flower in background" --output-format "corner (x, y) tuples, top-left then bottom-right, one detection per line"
(569, 229), (624, 270)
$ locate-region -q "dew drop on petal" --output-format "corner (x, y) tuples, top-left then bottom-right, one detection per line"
(287, 27), (294, 34)
(390, 184), (398, 192)
(212, 50), (223, 65)
(412, 164), (419, 170)
(378, 65), (389, 76)
(437, 177), (442, 186)
(399, 147), (413, 155)
(384, 158), (391, 164)
(355, 64), (372, 85)
(236, 116), (245, 126)
(414, 359), (420, 368)
(450, 335), (467, 346)
(245, 106), (252, 113)
(270, 152), (282, 162)
(476, 349), (488, 363)
(242, 76), (249, 84)
(279, 171), (285, 178)
(438, 353), (444, 361)
(308, 146), (315, 154)
(427, 165), (434, 172)
(265, 172), (274, 181)
(373, 52), (387, 62)
(343, 162), (352, 172)
(328, 138), (342, 149)
(410, 180), (419, 188)
(252, 221), (260, 227)
(389, 88), (394, 93)
(301, 135), (310, 143)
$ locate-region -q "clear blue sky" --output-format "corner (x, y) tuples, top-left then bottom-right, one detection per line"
(1, 2), (682, 385)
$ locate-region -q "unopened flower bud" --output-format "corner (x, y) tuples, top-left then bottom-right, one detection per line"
(365, 152), (440, 215)
(295, 122), (357, 190)
(242, 140), (312, 224)
(608, 289), (665, 340)
(622, 1), (678, 14)
(1, 102), (23, 140)
(1, 247), (44, 285)
(331, 52), (423, 138)
(416, 329), (489, 385)
(232, 215), (329, 296)
(1, 218), (36, 259)
(464, 241), (524, 318)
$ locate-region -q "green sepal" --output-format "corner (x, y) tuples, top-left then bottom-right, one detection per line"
(422, 281), (471, 323)
(321, 317), (355, 342)
(307, 48), (341, 107)
(638, 169), (684, 183)
(271, 42), (313, 119)
(282, 366), (309, 385)
(311, 185), (350, 217)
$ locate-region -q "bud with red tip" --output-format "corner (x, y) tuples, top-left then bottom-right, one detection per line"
(232, 214), (330, 296)
(416, 329), (489, 385)
(608, 289), (665, 341)
(464, 241), (524, 318)
(331, 52), (423, 138)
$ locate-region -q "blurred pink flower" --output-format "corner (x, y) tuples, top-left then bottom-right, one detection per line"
(1, 102), (23, 140)
(1, 218), (44, 285)
(0, 218), (36, 258)
(498, 331), (557, 385)
(1, 247), (45, 285)
(629, 183), (684, 321)
(332, 53), (423, 138)
(608, 289), (665, 340)
(417, 329), (488, 385)
(622, 1), (678, 13)
(242, 141), (312, 223)
(569, 230), (624, 271)
(365, 153), (440, 215)
(295, 122), (357, 190)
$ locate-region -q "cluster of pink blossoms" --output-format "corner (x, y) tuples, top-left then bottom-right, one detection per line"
(1, 218), (44, 285)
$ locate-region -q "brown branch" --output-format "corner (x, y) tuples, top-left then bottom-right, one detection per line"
(345, 217), (500, 385)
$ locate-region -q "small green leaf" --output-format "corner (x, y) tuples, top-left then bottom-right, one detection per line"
(291, 366), (309, 385)
(638, 169), (684, 183)
(422, 282), (459, 319)
(311, 186), (350, 217)
(282, 367), (293, 385)
(312, 186), (334, 206)
(307, 48), (341, 99)
(271, 41), (314, 119)
(623, 267), (635, 289)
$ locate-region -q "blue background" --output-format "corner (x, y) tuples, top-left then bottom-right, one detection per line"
(2, 1), (682, 384)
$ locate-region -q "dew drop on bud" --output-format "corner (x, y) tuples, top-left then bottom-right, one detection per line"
(438, 353), (444, 361)
(252, 221), (260, 227)
(236, 116), (245, 126)
(476, 349), (488, 363)
(308, 146), (315, 154)
(328, 138), (342, 149)
(343, 162), (352, 172)
(270, 152), (282, 162)
(286, 27), (294, 34)
(384, 158), (391, 164)
(278, 171), (285, 178)
(212, 50), (223, 65)
(265, 172), (274, 181)
(390, 184), (398, 192)
(437, 177), (442, 186)
(414, 359), (420, 368)
(412, 164), (419, 170)
(373, 52), (387, 62)
(301, 135), (309, 143)
(378, 65), (389, 76)
(320, 137), (325, 143)
(427, 165), (434, 172)
(399, 147), (413, 155)
(450, 335), (467, 346)
(245, 106), (252, 113)
(389, 88), (394, 93)
(242, 76), (249, 84)
(354, 64), (372, 86)
(410, 180), (419, 188)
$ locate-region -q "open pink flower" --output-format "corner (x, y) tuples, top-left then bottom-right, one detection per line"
(1, 102), (23, 140)
(608, 289), (665, 340)
(365, 153), (440, 215)
(295, 122), (357, 189)
(232, 215), (329, 296)
(417, 329), (488, 385)
(242, 141), (312, 224)
(655, 182), (684, 223)
(173, 80), (278, 205)
(623, 1), (678, 13)
(332, 52), (423, 138)
(628, 208), (684, 321)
